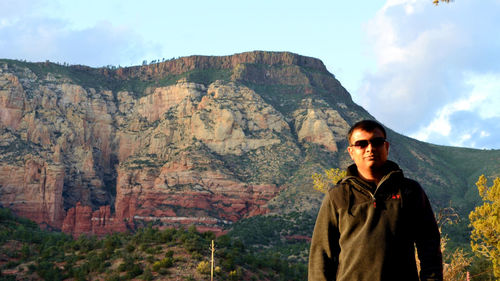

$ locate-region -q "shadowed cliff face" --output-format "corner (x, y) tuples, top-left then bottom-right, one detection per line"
(0, 52), (359, 236)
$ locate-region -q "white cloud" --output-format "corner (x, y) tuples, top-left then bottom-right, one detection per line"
(411, 71), (500, 148)
(463, 72), (500, 119)
(0, 2), (159, 67)
(360, 5), (461, 125)
(358, 0), (500, 149)
(480, 131), (490, 138)
(383, 0), (427, 16)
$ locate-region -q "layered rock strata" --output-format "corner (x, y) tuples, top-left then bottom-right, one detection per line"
(0, 52), (356, 237)
(0, 158), (65, 228)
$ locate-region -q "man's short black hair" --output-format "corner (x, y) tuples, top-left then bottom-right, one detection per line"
(347, 120), (387, 143)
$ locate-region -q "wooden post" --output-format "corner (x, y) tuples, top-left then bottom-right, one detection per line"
(211, 240), (215, 281)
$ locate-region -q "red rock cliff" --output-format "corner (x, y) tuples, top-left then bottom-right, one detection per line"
(0, 52), (353, 237)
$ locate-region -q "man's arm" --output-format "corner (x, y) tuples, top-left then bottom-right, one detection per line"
(308, 192), (340, 281)
(410, 183), (443, 281)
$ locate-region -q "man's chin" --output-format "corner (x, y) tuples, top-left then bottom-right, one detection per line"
(366, 160), (384, 168)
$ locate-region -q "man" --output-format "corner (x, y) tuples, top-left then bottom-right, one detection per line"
(308, 120), (442, 281)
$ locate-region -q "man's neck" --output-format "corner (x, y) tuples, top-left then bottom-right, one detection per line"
(357, 168), (384, 185)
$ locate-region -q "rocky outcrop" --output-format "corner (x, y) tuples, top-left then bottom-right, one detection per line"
(62, 203), (127, 237)
(293, 99), (350, 152)
(115, 155), (280, 225)
(189, 81), (289, 155)
(137, 80), (206, 122)
(0, 52), (359, 237)
(0, 72), (25, 130)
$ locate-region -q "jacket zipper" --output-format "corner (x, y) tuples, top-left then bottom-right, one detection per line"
(344, 170), (400, 208)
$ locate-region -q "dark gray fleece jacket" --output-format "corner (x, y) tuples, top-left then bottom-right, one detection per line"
(308, 161), (443, 281)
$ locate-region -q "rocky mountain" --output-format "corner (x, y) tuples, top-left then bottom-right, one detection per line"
(1, 51), (499, 239)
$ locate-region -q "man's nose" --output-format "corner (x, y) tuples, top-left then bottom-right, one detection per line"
(365, 143), (375, 152)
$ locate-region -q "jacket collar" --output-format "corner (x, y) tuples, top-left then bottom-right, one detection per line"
(343, 160), (403, 190)
(345, 160), (402, 178)
(341, 161), (405, 214)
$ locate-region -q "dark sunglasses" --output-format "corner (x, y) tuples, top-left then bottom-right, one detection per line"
(350, 137), (386, 149)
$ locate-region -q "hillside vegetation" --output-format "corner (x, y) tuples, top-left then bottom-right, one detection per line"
(0, 207), (306, 280)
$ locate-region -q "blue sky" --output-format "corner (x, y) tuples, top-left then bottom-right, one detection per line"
(1, 0), (499, 149)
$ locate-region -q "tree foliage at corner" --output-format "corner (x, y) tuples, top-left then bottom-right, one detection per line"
(311, 168), (346, 194)
(469, 175), (500, 278)
(433, 0), (452, 5)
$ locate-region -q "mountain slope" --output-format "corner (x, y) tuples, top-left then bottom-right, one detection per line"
(1, 51), (499, 242)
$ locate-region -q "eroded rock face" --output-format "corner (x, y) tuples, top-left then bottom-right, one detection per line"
(189, 81), (288, 155)
(108, 80), (293, 233)
(62, 203), (127, 238)
(293, 99), (350, 152)
(0, 73), (25, 130)
(0, 53), (355, 236)
(137, 81), (205, 122)
(115, 153), (279, 228)
(0, 158), (65, 228)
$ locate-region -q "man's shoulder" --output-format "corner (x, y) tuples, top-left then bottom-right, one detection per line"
(385, 161), (423, 190)
(399, 174), (423, 186)
(322, 180), (352, 210)
(326, 177), (353, 197)
(401, 177), (421, 187)
(398, 176), (430, 199)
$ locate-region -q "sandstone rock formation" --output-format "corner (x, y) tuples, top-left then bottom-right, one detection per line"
(0, 72), (25, 130)
(0, 52), (363, 237)
(293, 99), (350, 152)
(62, 203), (127, 237)
(0, 155), (65, 228)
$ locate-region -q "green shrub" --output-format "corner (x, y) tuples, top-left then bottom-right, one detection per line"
(118, 256), (135, 272)
(196, 260), (210, 275)
(165, 250), (174, 258)
(152, 257), (174, 272)
(146, 255), (155, 263)
(36, 260), (65, 281)
(27, 263), (36, 273)
(144, 246), (157, 255)
(105, 273), (122, 281)
(125, 243), (135, 253)
(126, 263), (143, 279)
(141, 268), (153, 281)
(4, 260), (20, 269)
(228, 268), (242, 281)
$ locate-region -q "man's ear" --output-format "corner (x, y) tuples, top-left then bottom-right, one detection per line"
(347, 146), (354, 160)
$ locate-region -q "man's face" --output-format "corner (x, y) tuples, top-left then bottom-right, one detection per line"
(347, 128), (389, 172)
